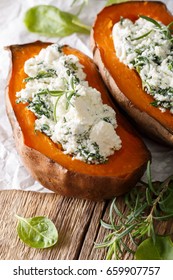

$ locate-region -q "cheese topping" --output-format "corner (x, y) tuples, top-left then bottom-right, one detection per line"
(17, 44), (122, 164)
(112, 16), (173, 113)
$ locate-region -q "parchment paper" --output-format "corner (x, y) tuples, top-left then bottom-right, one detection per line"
(0, 0), (173, 192)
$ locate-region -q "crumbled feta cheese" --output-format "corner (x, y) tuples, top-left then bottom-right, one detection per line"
(112, 17), (173, 113)
(17, 44), (121, 164)
(90, 120), (122, 158)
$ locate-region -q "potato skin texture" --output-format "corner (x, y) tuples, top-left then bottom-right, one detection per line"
(91, 1), (173, 146)
(5, 42), (150, 200)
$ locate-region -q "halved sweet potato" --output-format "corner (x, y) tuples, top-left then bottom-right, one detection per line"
(91, 1), (173, 146)
(6, 41), (150, 200)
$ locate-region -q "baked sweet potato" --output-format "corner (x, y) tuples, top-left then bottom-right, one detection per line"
(6, 41), (150, 200)
(91, 1), (173, 146)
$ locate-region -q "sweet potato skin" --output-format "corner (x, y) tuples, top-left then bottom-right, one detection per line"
(5, 42), (150, 200)
(91, 1), (173, 146)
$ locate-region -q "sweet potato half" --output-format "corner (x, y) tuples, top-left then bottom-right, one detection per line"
(6, 41), (150, 200)
(92, 1), (173, 146)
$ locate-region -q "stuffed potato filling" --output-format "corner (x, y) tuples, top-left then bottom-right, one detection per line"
(113, 16), (173, 113)
(16, 44), (121, 164)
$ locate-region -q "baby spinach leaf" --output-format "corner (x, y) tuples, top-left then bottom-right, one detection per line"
(15, 215), (58, 248)
(106, 0), (129, 6)
(135, 236), (173, 260)
(24, 5), (91, 37)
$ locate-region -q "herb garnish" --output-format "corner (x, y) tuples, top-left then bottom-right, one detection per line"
(76, 141), (106, 164)
(119, 15), (173, 112)
(35, 75), (80, 122)
(15, 215), (58, 249)
(140, 15), (162, 29)
(24, 69), (57, 82)
(131, 30), (152, 41)
(120, 16), (124, 26)
(139, 15), (173, 40)
(95, 162), (173, 259)
(27, 95), (53, 120)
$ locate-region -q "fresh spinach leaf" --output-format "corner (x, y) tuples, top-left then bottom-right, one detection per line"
(135, 236), (173, 260)
(15, 215), (58, 248)
(24, 5), (91, 37)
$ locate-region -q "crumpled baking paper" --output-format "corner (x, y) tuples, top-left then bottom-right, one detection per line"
(0, 0), (173, 192)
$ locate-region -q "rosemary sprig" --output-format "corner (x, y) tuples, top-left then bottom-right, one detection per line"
(139, 15), (162, 29)
(131, 30), (152, 41)
(95, 161), (173, 259)
(139, 15), (173, 41)
(37, 76), (80, 122)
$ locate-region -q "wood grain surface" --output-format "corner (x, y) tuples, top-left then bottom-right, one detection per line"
(0, 190), (172, 260)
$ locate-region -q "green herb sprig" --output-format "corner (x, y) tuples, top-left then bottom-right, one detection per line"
(131, 15), (173, 42)
(140, 15), (162, 29)
(139, 15), (173, 41)
(36, 75), (80, 122)
(131, 30), (153, 41)
(24, 69), (57, 82)
(95, 162), (173, 260)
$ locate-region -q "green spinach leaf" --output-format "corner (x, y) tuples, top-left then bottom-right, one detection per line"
(24, 5), (90, 37)
(15, 215), (58, 248)
(135, 236), (173, 260)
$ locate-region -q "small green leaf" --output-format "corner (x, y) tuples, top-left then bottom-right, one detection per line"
(24, 5), (90, 37)
(15, 215), (58, 248)
(106, 0), (129, 6)
(135, 236), (173, 260)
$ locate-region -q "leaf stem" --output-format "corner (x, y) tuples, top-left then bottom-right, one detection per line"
(71, 18), (91, 32)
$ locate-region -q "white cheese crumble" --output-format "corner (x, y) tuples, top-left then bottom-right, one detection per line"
(112, 16), (173, 113)
(17, 44), (122, 164)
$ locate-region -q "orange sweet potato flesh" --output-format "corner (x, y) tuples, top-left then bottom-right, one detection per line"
(92, 1), (173, 146)
(6, 41), (150, 200)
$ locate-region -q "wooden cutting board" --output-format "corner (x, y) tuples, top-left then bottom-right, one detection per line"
(0, 190), (172, 260)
